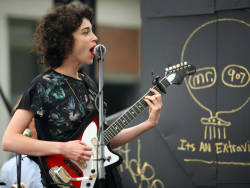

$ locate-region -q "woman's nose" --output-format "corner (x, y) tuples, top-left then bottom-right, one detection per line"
(93, 33), (98, 42)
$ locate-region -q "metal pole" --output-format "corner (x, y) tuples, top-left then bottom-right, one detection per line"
(97, 50), (106, 180)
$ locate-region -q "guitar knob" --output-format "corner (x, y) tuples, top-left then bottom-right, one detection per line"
(81, 162), (87, 169)
(107, 156), (111, 162)
(86, 183), (91, 187)
(91, 138), (98, 146)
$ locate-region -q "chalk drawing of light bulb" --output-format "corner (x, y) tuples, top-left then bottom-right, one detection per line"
(181, 18), (250, 141)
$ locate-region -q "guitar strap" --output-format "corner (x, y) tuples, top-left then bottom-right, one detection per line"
(80, 72), (108, 116)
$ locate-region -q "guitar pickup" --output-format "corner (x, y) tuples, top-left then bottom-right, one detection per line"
(64, 158), (83, 176)
(49, 166), (72, 185)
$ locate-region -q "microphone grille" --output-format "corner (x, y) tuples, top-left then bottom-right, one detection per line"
(94, 44), (106, 56)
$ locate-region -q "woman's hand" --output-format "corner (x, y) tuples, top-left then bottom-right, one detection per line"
(61, 140), (93, 164)
(144, 88), (162, 128)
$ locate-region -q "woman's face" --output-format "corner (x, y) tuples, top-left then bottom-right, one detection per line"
(70, 18), (98, 65)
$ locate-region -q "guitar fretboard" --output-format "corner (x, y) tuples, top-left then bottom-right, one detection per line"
(103, 77), (170, 145)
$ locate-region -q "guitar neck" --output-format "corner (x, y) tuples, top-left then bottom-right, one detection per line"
(103, 77), (170, 145)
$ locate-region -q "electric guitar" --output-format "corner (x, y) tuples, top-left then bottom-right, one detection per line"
(40, 62), (196, 188)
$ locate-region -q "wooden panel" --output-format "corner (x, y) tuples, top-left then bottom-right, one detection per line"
(97, 26), (140, 75)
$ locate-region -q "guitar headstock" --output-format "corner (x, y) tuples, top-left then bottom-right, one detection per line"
(165, 61), (196, 85)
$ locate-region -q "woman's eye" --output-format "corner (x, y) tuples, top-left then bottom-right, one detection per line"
(81, 28), (90, 35)
(82, 31), (89, 35)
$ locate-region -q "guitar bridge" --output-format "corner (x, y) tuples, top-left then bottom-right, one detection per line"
(49, 166), (72, 187)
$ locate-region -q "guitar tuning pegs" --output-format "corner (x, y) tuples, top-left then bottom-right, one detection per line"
(166, 62), (187, 72)
(165, 64), (172, 72)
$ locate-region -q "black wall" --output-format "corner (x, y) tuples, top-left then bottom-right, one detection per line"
(114, 1), (250, 188)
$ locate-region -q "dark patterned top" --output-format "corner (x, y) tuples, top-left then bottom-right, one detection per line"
(17, 69), (123, 188)
(18, 69), (96, 141)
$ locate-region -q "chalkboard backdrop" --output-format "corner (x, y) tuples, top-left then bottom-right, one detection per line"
(113, 0), (250, 188)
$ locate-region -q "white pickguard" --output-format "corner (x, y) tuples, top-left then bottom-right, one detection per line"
(72, 120), (120, 188)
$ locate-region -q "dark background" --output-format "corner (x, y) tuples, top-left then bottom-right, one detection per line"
(114, 0), (250, 188)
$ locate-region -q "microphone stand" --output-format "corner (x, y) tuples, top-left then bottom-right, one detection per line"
(16, 153), (22, 188)
(15, 129), (32, 188)
(97, 50), (106, 180)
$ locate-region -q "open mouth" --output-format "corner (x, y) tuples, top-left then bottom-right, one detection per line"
(90, 45), (96, 56)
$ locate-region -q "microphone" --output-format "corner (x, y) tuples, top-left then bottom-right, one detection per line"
(94, 44), (106, 57)
(23, 128), (32, 137)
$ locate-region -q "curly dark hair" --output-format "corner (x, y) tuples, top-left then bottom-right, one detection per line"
(33, 1), (94, 68)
